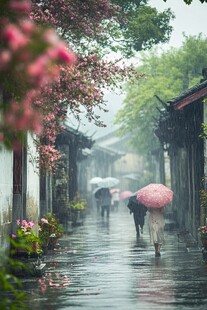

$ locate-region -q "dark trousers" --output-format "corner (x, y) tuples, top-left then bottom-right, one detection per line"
(133, 212), (144, 235)
(101, 205), (109, 217)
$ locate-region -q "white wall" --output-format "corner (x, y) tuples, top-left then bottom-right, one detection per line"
(26, 133), (40, 226)
(0, 145), (13, 248)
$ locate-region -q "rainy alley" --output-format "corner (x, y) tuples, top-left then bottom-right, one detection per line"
(20, 207), (207, 310)
(2, 1), (207, 310)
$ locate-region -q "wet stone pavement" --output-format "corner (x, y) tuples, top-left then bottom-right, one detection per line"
(23, 207), (207, 310)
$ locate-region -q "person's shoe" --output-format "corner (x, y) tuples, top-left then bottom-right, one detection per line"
(155, 252), (161, 257)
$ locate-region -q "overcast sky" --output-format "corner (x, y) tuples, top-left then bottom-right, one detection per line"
(73, 0), (207, 139)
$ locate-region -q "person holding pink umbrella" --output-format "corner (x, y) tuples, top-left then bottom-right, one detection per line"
(136, 183), (173, 257)
(148, 208), (165, 257)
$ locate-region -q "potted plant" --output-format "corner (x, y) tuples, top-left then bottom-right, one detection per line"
(198, 225), (207, 248)
(39, 213), (63, 252)
(198, 224), (207, 262)
(11, 219), (40, 258)
(68, 195), (87, 226)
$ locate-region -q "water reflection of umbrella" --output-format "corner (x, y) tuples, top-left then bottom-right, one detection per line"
(120, 191), (133, 200)
(89, 177), (103, 184)
(97, 177), (119, 188)
(136, 183), (173, 208)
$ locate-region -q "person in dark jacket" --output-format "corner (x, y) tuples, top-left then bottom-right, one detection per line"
(127, 199), (147, 236)
(98, 188), (112, 217)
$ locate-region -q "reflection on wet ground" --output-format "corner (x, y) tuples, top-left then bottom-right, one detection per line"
(22, 208), (207, 309)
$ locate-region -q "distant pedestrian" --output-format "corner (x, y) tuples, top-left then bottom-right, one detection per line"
(99, 188), (112, 218)
(95, 197), (101, 213)
(94, 188), (102, 214)
(111, 191), (120, 212)
(127, 200), (147, 236)
(148, 207), (165, 257)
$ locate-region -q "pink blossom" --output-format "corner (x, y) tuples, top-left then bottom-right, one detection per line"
(19, 20), (34, 34)
(41, 285), (47, 293)
(9, 0), (31, 13)
(2, 24), (29, 51)
(41, 218), (49, 224)
(55, 44), (76, 64)
(27, 55), (48, 78)
(43, 29), (59, 45)
(28, 221), (35, 228)
(0, 50), (11, 69)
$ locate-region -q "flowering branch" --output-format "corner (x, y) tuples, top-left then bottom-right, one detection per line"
(0, 0), (75, 149)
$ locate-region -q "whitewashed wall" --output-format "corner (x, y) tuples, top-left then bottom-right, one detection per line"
(26, 133), (40, 228)
(0, 145), (13, 249)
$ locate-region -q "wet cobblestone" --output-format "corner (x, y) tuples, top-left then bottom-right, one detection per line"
(22, 208), (207, 310)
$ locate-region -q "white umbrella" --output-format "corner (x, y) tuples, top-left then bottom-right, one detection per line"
(97, 177), (120, 188)
(93, 187), (102, 194)
(89, 177), (103, 184)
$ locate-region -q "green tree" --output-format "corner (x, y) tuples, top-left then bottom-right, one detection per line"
(164, 0), (207, 4)
(32, 0), (175, 57)
(115, 34), (207, 155)
(110, 0), (175, 57)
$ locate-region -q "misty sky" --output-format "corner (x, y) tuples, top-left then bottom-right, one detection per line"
(69, 0), (207, 139)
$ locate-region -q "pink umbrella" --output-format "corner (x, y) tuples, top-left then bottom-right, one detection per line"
(120, 190), (133, 200)
(136, 183), (173, 208)
(110, 188), (120, 194)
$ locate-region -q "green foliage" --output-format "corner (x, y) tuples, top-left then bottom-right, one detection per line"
(110, 0), (175, 57)
(0, 245), (28, 309)
(122, 6), (174, 55)
(115, 34), (207, 155)
(11, 220), (40, 255)
(39, 213), (63, 248)
(69, 194), (87, 211)
(200, 122), (207, 139)
(52, 0), (175, 57)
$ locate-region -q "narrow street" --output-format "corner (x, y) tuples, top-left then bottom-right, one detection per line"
(23, 206), (207, 310)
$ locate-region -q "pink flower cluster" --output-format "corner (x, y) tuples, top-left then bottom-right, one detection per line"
(198, 225), (207, 237)
(0, 0), (140, 172)
(40, 218), (49, 224)
(0, 0), (75, 148)
(31, 0), (120, 39)
(35, 144), (62, 172)
(17, 219), (35, 231)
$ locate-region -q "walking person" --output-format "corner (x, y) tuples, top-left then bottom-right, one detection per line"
(127, 199), (147, 236)
(136, 183), (173, 257)
(148, 207), (165, 257)
(99, 188), (112, 218)
(111, 191), (120, 212)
